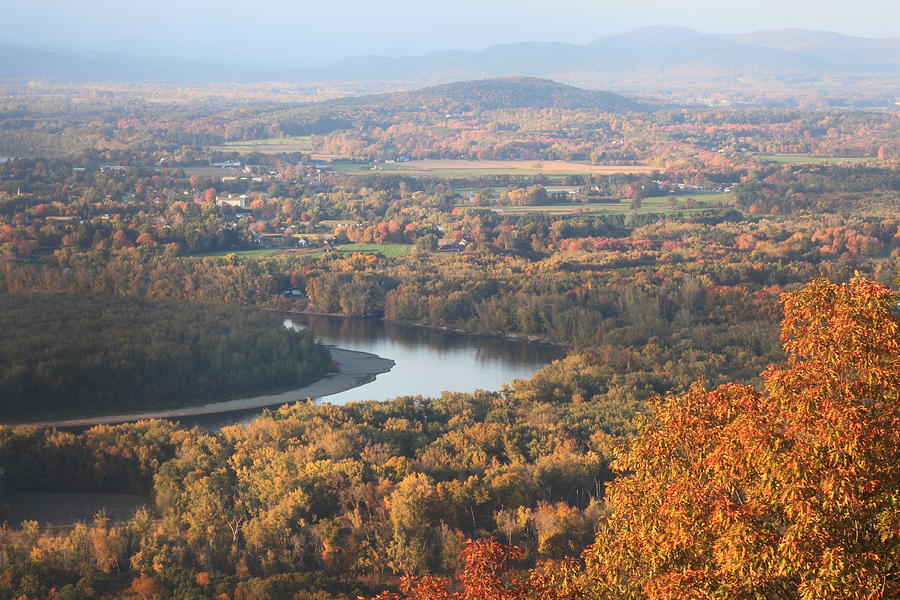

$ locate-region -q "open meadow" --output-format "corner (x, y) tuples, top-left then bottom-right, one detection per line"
(209, 136), (315, 154)
(194, 243), (412, 260)
(332, 159), (656, 177)
(756, 154), (874, 164)
(486, 191), (734, 215)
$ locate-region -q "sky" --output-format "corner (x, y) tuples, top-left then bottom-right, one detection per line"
(1, 0), (898, 69)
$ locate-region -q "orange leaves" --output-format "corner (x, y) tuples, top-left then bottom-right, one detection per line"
(126, 574), (164, 597)
(379, 538), (550, 600)
(584, 277), (899, 599)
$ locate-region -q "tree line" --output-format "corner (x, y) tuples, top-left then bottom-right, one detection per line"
(0, 292), (333, 419)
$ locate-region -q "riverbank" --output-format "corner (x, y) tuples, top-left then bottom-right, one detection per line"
(19, 347), (395, 429)
(274, 307), (568, 349)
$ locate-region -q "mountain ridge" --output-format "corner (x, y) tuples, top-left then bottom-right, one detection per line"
(1, 27), (898, 87)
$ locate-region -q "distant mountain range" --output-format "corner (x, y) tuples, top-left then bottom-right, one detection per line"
(0, 42), (246, 81)
(292, 26), (900, 86)
(2, 26), (899, 90)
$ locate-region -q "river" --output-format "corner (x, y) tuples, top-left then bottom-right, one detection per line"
(183, 315), (563, 428)
(21, 315), (563, 430)
(289, 314), (562, 403)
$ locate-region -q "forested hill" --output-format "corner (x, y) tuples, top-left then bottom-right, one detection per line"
(0, 293), (334, 420)
(327, 77), (647, 113)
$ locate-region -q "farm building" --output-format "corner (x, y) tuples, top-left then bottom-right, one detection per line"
(437, 238), (467, 252)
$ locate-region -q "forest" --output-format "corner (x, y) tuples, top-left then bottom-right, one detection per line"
(0, 293), (333, 420)
(0, 278), (896, 600)
(0, 77), (897, 599)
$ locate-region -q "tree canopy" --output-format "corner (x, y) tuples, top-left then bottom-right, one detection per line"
(378, 277), (900, 600)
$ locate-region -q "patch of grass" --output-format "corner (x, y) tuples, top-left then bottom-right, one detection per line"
(333, 160), (654, 178)
(209, 136), (314, 154)
(194, 244), (413, 260)
(487, 191), (734, 215)
(756, 154), (872, 164)
(224, 137), (313, 147)
(194, 249), (282, 259)
(182, 166), (242, 177)
(338, 243), (412, 257)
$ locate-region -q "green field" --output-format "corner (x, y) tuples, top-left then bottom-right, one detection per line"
(209, 137), (314, 154)
(194, 244), (412, 260)
(194, 248), (282, 259)
(756, 154), (872, 164)
(332, 159), (655, 179)
(488, 191), (734, 215)
(182, 166), (242, 177)
(302, 243), (413, 258)
(337, 243), (412, 257)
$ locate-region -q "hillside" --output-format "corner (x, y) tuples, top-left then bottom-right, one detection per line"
(0, 43), (131, 80)
(329, 76), (646, 113)
(0, 42), (254, 81)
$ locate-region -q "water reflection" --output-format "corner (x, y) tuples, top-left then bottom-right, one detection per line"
(287, 314), (563, 404)
(181, 315), (562, 429)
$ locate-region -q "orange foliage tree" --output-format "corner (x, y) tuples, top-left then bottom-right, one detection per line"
(369, 538), (582, 600)
(376, 277), (899, 600)
(585, 276), (899, 600)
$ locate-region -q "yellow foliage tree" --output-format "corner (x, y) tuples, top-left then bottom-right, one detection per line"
(584, 277), (899, 600)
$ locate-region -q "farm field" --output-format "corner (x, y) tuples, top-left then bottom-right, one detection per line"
(487, 191), (734, 215)
(332, 159), (655, 177)
(756, 154), (873, 164)
(194, 248), (282, 258)
(182, 166), (242, 177)
(195, 244), (412, 260)
(209, 136), (315, 154)
(295, 243), (413, 259)
(335, 243), (412, 257)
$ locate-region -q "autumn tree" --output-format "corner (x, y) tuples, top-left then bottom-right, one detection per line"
(584, 277), (899, 600)
(371, 277), (898, 600)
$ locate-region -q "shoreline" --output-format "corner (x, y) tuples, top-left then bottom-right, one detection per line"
(274, 307), (568, 349)
(17, 346), (395, 430)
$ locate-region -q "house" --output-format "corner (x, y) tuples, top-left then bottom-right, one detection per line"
(283, 287), (305, 297)
(216, 194), (250, 209)
(437, 238), (467, 252)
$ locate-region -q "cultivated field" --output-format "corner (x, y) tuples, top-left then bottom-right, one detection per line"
(195, 244), (412, 260)
(209, 136), (315, 154)
(756, 154), (873, 164)
(334, 160), (656, 177)
(182, 166), (242, 177)
(194, 248), (283, 259)
(489, 191), (734, 215)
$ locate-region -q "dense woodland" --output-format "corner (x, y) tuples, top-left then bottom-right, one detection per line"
(0, 278), (896, 600)
(0, 293), (333, 419)
(0, 78), (897, 599)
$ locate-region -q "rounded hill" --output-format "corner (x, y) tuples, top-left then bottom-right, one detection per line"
(332, 76), (646, 113)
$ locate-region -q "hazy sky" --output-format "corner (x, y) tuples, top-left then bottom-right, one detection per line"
(2, 0), (898, 68)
